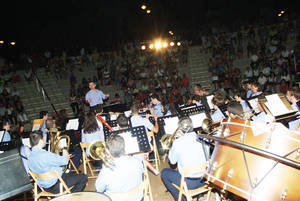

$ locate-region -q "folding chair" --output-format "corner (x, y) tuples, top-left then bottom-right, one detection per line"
(80, 142), (100, 178)
(28, 170), (72, 201)
(173, 163), (212, 201)
(147, 131), (160, 169)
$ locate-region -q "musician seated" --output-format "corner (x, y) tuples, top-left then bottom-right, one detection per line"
(149, 93), (163, 117)
(227, 101), (245, 119)
(252, 97), (274, 124)
(233, 91), (251, 112)
(39, 111), (49, 142)
(28, 130), (87, 193)
(161, 117), (207, 201)
(81, 111), (105, 157)
(211, 93), (228, 123)
(286, 89), (300, 131)
(130, 104), (159, 136)
(1, 120), (11, 142)
(250, 82), (263, 98)
(95, 135), (144, 201)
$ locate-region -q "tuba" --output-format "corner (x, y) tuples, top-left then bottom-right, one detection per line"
(50, 131), (71, 154)
(88, 140), (115, 169)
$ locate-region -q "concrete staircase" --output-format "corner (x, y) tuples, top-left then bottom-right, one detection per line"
(188, 46), (211, 88)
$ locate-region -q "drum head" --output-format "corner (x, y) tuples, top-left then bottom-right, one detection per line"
(50, 192), (111, 201)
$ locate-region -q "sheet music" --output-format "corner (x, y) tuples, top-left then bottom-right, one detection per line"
(248, 98), (260, 113)
(32, 124), (41, 131)
(22, 138), (31, 147)
(110, 114), (117, 121)
(164, 117), (179, 134)
(265, 94), (291, 116)
(124, 110), (131, 117)
(206, 95), (214, 110)
(190, 113), (207, 128)
(118, 132), (139, 154)
(0, 131), (4, 142)
(66, 119), (79, 130)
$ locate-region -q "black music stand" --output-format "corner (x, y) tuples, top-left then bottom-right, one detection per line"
(179, 104), (207, 130)
(157, 114), (180, 135)
(103, 120), (118, 140)
(110, 126), (151, 154)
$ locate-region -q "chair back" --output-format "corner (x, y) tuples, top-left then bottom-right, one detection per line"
(181, 162), (208, 177)
(106, 181), (145, 201)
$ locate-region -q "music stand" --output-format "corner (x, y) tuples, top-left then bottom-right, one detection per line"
(157, 115), (179, 135)
(179, 104), (207, 130)
(0, 130), (5, 143)
(103, 120), (118, 140)
(32, 119), (44, 131)
(110, 126), (151, 155)
(259, 93), (297, 121)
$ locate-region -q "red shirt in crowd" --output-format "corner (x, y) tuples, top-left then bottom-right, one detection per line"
(181, 77), (189, 87)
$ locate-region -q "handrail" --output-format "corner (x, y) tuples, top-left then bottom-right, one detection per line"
(34, 72), (58, 114)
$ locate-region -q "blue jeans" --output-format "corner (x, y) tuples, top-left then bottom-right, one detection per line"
(161, 168), (205, 201)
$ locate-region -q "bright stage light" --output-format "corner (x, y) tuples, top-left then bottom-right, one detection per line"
(149, 44), (154, 49)
(278, 13), (282, 17)
(141, 45), (146, 50)
(177, 42), (181, 46)
(141, 5), (147, 10)
(10, 41), (16, 46)
(169, 31), (174, 35)
(155, 41), (162, 49)
(146, 9), (151, 14)
(281, 10), (285, 14)
(0, 41), (4, 44)
(170, 42), (175, 46)
(163, 42), (168, 48)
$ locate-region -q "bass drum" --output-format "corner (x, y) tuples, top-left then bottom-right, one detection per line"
(206, 118), (300, 201)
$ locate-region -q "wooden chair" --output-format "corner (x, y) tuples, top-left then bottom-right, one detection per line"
(105, 160), (153, 201)
(28, 170), (72, 201)
(147, 131), (160, 169)
(80, 142), (100, 178)
(173, 163), (212, 201)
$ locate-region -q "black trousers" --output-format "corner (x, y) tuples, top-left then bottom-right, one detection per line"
(44, 172), (87, 194)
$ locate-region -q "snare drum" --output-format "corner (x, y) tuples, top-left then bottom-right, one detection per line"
(206, 118), (300, 201)
(50, 192), (111, 201)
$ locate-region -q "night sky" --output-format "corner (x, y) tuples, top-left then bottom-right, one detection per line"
(0, 0), (298, 50)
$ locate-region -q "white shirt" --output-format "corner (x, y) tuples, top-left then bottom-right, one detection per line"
(130, 115), (154, 131)
(168, 132), (206, 177)
(95, 156), (143, 201)
(258, 76), (267, 85)
(81, 126), (104, 156)
(250, 54), (258, 62)
(245, 69), (253, 78)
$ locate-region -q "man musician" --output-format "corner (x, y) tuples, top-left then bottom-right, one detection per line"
(28, 130), (87, 193)
(161, 117), (207, 201)
(85, 81), (109, 113)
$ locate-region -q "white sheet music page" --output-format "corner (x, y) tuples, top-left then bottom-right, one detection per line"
(66, 119), (79, 130)
(248, 98), (260, 113)
(265, 94), (290, 116)
(118, 132), (139, 155)
(0, 131), (4, 142)
(206, 95), (214, 110)
(32, 124), (40, 131)
(190, 113), (207, 128)
(58, 138), (67, 149)
(22, 138), (31, 147)
(164, 117), (179, 134)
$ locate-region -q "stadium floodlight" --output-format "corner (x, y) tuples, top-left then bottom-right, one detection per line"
(177, 42), (181, 46)
(149, 44), (154, 49)
(141, 45), (146, 50)
(170, 42), (175, 46)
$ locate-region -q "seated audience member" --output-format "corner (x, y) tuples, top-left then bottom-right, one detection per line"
(95, 135), (144, 201)
(28, 131), (87, 193)
(1, 120), (11, 142)
(81, 111), (105, 156)
(161, 117), (207, 201)
(211, 93), (228, 122)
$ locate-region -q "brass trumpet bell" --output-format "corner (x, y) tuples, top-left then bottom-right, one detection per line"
(160, 134), (174, 151)
(88, 141), (115, 168)
(202, 118), (213, 134)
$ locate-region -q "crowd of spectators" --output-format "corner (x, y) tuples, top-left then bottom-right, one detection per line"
(202, 21), (297, 95)
(0, 72), (29, 134)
